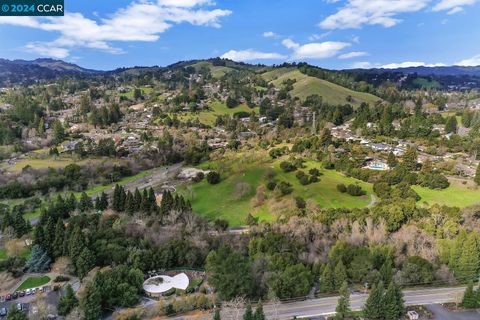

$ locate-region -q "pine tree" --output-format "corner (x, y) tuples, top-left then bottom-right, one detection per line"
(99, 192), (109, 210)
(384, 282), (405, 320)
(53, 219), (65, 258)
(334, 260), (348, 291)
(81, 282), (102, 320)
(403, 147), (418, 171)
(445, 116), (458, 134)
(43, 217), (56, 256)
(26, 245), (51, 273)
(148, 187), (157, 212)
(58, 284), (79, 316)
(76, 247), (95, 279)
(68, 225), (85, 260)
(112, 185), (126, 212)
(125, 191), (135, 215)
(141, 189), (150, 213)
(320, 264), (335, 292)
(67, 193), (77, 212)
(12, 210), (31, 238)
(243, 303), (254, 320)
(475, 164), (480, 186)
(213, 309), (221, 320)
(363, 282), (385, 320)
(387, 151), (397, 168)
(457, 232), (480, 282)
(79, 192), (93, 212)
(254, 301), (265, 320)
(133, 188), (142, 211)
(380, 258), (393, 284)
(7, 305), (28, 320)
(461, 282), (478, 309)
(334, 281), (351, 320)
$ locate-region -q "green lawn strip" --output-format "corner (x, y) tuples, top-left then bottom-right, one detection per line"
(413, 182), (480, 208)
(0, 248), (7, 260)
(16, 276), (50, 291)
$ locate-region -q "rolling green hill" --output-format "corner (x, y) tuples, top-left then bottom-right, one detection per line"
(263, 68), (381, 106)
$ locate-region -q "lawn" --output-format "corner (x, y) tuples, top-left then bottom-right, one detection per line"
(0, 248), (6, 260)
(191, 61), (235, 78)
(120, 86), (153, 98)
(265, 69), (381, 107)
(174, 100), (259, 126)
(413, 181), (480, 208)
(177, 152), (374, 226)
(16, 276), (50, 291)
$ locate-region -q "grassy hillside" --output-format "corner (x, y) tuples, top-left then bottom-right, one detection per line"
(191, 61), (235, 78)
(173, 100), (259, 126)
(263, 68), (380, 106)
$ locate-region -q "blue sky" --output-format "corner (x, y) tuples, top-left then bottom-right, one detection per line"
(0, 0), (479, 70)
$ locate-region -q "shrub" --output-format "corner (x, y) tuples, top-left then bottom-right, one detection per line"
(192, 172), (204, 183)
(295, 197), (306, 209)
(337, 184), (347, 193)
(346, 184), (366, 196)
(280, 161), (297, 172)
(277, 181), (293, 196)
(213, 219), (229, 232)
(206, 171), (221, 184)
(266, 181), (277, 191)
(309, 168), (321, 177)
(309, 175), (319, 183)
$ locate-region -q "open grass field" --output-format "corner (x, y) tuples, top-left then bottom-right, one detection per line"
(191, 61), (235, 78)
(177, 150), (374, 226)
(264, 68), (381, 107)
(413, 180), (480, 208)
(119, 86), (153, 98)
(16, 276), (50, 291)
(0, 249), (6, 260)
(174, 100), (259, 126)
(4, 156), (127, 173)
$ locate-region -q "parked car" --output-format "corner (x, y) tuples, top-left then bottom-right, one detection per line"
(31, 288), (37, 294)
(11, 292), (18, 299)
(0, 307), (7, 316)
(0, 296), (4, 302)
(5, 294), (11, 301)
(25, 289), (31, 296)
(16, 303), (22, 311)
(18, 290), (25, 297)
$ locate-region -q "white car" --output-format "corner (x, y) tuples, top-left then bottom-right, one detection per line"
(25, 289), (31, 295)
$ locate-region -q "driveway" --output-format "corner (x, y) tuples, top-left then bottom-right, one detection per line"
(426, 304), (480, 320)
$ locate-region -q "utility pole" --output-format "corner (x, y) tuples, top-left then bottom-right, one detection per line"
(311, 111), (316, 135)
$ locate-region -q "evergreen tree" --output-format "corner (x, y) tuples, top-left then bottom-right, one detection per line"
(68, 225), (85, 259)
(403, 147), (418, 171)
(112, 185), (126, 212)
(26, 245), (51, 272)
(445, 116), (458, 134)
(254, 301), (265, 320)
(334, 260), (348, 291)
(78, 192), (93, 212)
(475, 164), (480, 186)
(384, 282), (405, 320)
(12, 210), (31, 238)
(76, 247), (95, 279)
(243, 303), (254, 320)
(81, 282), (102, 320)
(6, 305), (28, 320)
(461, 282), (478, 309)
(457, 232), (480, 282)
(67, 193), (77, 212)
(363, 282), (385, 320)
(52, 219), (65, 258)
(380, 257), (393, 284)
(334, 281), (351, 320)
(125, 191), (135, 215)
(133, 188), (142, 211)
(43, 216), (56, 255)
(387, 151), (397, 168)
(58, 284), (79, 316)
(320, 264), (335, 292)
(141, 189), (150, 213)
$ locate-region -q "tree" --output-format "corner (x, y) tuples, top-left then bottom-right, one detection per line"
(76, 248), (95, 279)
(52, 120), (65, 144)
(58, 284), (79, 316)
(205, 246), (253, 300)
(403, 146), (418, 171)
(334, 281), (351, 320)
(26, 245), (51, 272)
(243, 304), (254, 320)
(380, 258), (393, 284)
(445, 116), (458, 134)
(387, 151), (398, 168)
(384, 282), (405, 319)
(462, 282), (478, 309)
(81, 282), (102, 320)
(334, 260), (348, 291)
(457, 232), (480, 282)
(6, 305), (27, 320)
(52, 219), (65, 258)
(320, 264), (335, 292)
(475, 164), (480, 186)
(270, 264), (313, 299)
(95, 192), (108, 211)
(78, 192), (93, 212)
(213, 309), (221, 320)
(207, 171), (221, 184)
(254, 301), (265, 320)
(363, 282), (385, 320)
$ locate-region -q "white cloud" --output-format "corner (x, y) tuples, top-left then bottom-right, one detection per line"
(308, 32), (331, 41)
(338, 51), (368, 59)
(319, 0), (430, 29)
(0, 0), (231, 58)
(352, 36), (360, 44)
(456, 54), (480, 66)
(282, 39), (350, 60)
(221, 49), (286, 61)
(433, 0), (478, 13)
(263, 31), (278, 38)
(380, 61), (446, 68)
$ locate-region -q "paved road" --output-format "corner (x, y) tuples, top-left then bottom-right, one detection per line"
(164, 286), (467, 320)
(426, 304), (480, 320)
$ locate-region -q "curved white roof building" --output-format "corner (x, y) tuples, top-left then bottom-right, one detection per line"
(143, 273), (189, 295)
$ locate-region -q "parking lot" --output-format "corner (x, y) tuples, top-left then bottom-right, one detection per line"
(0, 286), (54, 317)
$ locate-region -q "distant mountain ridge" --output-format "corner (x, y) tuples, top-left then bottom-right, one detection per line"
(349, 65), (480, 76)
